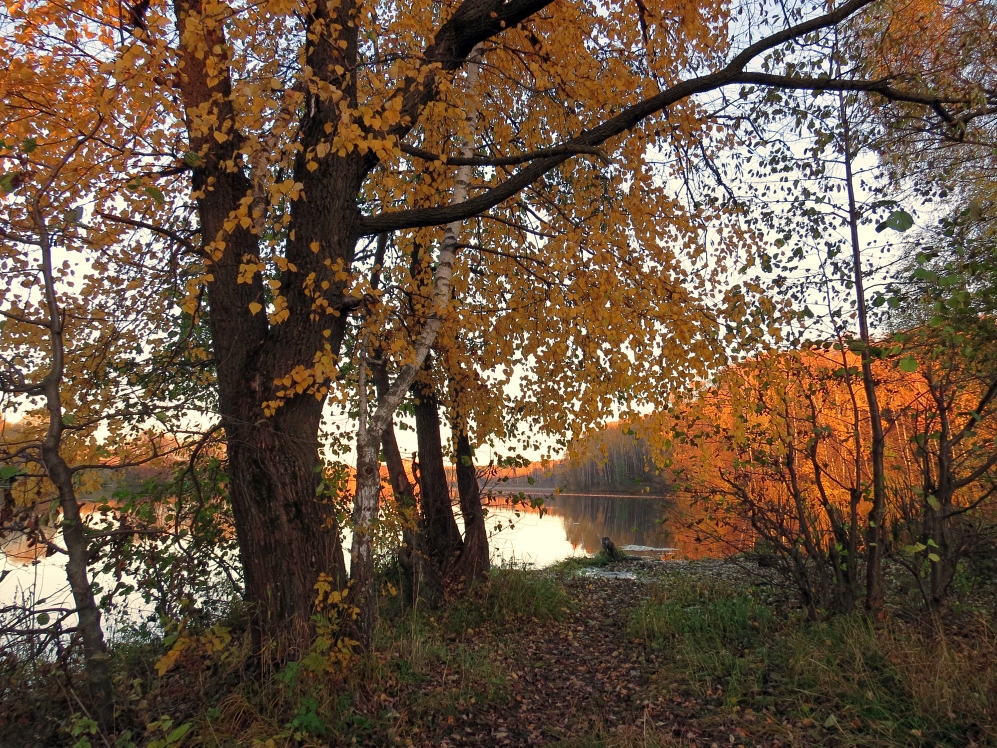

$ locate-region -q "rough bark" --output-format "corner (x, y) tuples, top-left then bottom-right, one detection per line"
(173, 0), (353, 653)
(414, 372), (463, 571)
(449, 431), (490, 590)
(226, 402), (347, 655)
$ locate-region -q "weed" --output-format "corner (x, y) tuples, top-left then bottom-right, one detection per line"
(548, 550), (613, 575)
(631, 576), (997, 746)
(443, 568), (572, 632)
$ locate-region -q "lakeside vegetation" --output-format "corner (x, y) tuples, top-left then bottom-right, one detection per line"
(4, 557), (995, 746)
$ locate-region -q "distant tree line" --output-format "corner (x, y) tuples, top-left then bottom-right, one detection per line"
(497, 425), (667, 495)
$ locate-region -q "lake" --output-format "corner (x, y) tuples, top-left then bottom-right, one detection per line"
(1, 492), (726, 629)
(482, 491), (724, 567)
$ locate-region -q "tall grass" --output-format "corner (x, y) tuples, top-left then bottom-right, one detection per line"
(442, 567), (573, 632)
(631, 577), (997, 746)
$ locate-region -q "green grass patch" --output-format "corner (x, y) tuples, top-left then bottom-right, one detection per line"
(443, 567), (572, 632)
(548, 550), (614, 574)
(631, 577), (997, 746)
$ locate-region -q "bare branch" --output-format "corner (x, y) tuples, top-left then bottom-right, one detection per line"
(399, 142), (610, 167)
(96, 211), (197, 255)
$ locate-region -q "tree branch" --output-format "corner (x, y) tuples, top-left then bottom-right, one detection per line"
(383, 0), (557, 148)
(96, 211), (197, 255)
(0, 308), (50, 328)
(359, 0), (961, 236)
(399, 142), (610, 167)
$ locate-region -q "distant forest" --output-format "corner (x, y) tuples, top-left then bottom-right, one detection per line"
(492, 425), (667, 495)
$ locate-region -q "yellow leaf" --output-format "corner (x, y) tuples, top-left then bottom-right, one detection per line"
(155, 635), (189, 676)
(249, 302), (263, 315)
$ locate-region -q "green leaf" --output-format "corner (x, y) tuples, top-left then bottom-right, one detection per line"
(183, 152), (202, 167)
(876, 209), (914, 233)
(928, 553), (941, 563)
(899, 356), (918, 373)
(527, 476), (535, 485)
(143, 186), (165, 204)
(21, 137), (37, 154)
(165, 723), (191, 744)
(37, 612), (50, 625)
(927, 495), (942, 511)
(0, 465), (21, 481)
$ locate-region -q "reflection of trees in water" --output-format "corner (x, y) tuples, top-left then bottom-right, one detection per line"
(486, 493), (733, 559)
(548, 495), (669, 553)
(493, 425), (668, 494)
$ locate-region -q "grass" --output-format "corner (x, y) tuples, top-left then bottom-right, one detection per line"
(440, 566), (573, 633)
(7, 561), (997, 747)
(547, 549), (614, 575)
(147, 568), (569, 746)
(630, 574), (997, 746)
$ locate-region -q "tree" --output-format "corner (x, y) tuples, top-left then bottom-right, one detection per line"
(0, 13), (221, 724)
(6, 0), (974, 652)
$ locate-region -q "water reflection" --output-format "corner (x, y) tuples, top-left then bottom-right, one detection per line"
(484, 492), (727, 568)
(2, 493), (734, 621)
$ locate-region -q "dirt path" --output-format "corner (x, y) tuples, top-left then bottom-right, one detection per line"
(424, 572), (717, 747)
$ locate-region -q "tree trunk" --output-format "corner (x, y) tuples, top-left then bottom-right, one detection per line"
(44, 428), (115, 729)
(226, 403), (347, 656)
(840, 99), (888, 611)
(374, 363), (441, 607)
(174, 0), (356, 652)
(350, 349), (380, 649)
(449, 431), (490, 590)
(414, 369), (463, 571)
(33, 205), (114, 729)
(926, 502), (956, 608)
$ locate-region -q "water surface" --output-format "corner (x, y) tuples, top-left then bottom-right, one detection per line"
(1, 492), (727, 629)
(483, 491), (724, 567)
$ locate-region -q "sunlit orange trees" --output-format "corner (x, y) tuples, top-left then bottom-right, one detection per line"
(666, 335), (997, 616)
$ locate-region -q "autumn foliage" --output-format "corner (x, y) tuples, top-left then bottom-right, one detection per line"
(665, 331), (997, 615)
